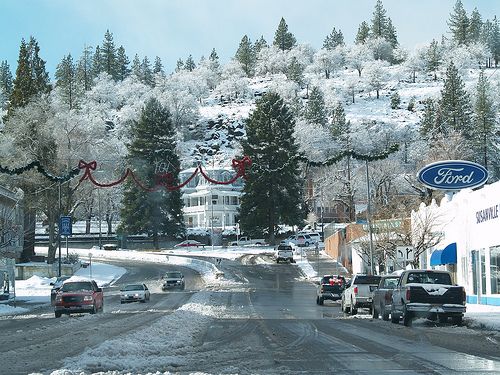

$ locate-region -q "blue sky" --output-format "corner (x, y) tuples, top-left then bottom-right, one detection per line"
(1, 0), (498, 78)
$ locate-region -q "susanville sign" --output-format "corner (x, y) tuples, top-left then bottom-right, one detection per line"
(417, 160), (488, 191)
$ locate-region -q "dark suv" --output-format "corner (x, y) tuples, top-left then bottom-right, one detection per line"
(316, 275), (346, 305)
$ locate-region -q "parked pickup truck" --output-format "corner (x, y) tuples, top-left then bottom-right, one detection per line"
(316, 275), (346, 305)
(371, 275), (400, 320)
(390, 269), (466, 327)
(341, 274), (381, 315)
(54, 279), (104, 318)
(230, 236), (265, 246)
(275, 244), (294, 263)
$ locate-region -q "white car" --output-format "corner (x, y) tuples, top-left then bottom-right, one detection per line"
(297, 231), (321, 244)
(120, 283), (150, 303)
(281, 234), (313, 247)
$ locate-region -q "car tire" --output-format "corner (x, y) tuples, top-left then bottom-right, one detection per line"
(402, 305), (413, 327)
(316, 296), (320, 305)
(451, 316), (463, 326)
(319, 297), (324, 305)
(438, 314), (448, 324)
(55, 311), (62, 318)
(350, 299), (357, 315)
(372, 305), (378, 319)
(390, 307), (399, 324)
(120, 301), (124, 304)
(382, 309), (390, 321)
(90, 304), (97, 314)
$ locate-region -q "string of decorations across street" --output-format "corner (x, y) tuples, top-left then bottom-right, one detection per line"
(0, 160), (80, 182)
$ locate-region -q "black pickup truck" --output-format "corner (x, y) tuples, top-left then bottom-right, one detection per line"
(391, 269), (466, 326)
(316, 275), (346, 305)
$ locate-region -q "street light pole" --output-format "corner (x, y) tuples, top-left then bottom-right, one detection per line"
(365, 160), (375, 275)
(58, 181), (62, 277)
(97, 188), (102, 249)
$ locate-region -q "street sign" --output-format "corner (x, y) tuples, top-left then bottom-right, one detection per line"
(396, 246), (414, 262)
(59, 216), (72, 236)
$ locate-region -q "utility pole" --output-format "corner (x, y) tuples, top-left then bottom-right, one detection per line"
(98, 188), (102, 249)
(58, 181), (62, 277)
(365, 160), (375, 275)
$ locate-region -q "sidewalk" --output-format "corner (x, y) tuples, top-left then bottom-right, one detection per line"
(298, 249), (500, 332)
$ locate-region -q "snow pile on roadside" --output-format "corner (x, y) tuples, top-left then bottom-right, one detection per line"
(465, 303), (500, 331)
(48, 292), (226, 374)
(74, 262), (127, 287)
(162, 245), (274, 261)
(0, 303), (28, 315)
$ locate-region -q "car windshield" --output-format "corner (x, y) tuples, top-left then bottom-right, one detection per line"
(277, 245), (292, 250)
(407, 272), (452, 285)
(61, 282), (93, 292)
(165, 272), (182, 278)
(382, 278), (399, 288)
(355, 275), (381, 284)
(122, 284), (144, 291)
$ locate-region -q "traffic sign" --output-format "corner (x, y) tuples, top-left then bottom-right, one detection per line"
(396, 246), (414, 261)
(59, 216), (72, 236)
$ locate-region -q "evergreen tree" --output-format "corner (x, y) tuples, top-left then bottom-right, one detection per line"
(419, 98), (440, 138)
(119, 98), (185, 249)
(426, 39), (441, 81)
(55, 54), (78, 109)
(473, 70), (497, 169)
(254, 36), (268, 54)
(175, 58), (184, 73)
(330, 102), (348, 141)
(101, 29), (118, 79)
(491, 16), (500, 66)
(76, 45), (94, 90)
(209, 48), (220, 71)
(468, 8), (483, 43)
(448, 0), (469, 45)
(371, 0), (388, 38)
(131, 54), (142, 79)
(116, 46), (131, 81)
(27, 37), (50, 95)
(0, 61), (13, 109)
(390, 91), (401, 109)
(235, 35), (255, 77)
(184, 55), (196, 71)
(304, 86), (327, 127)
(286, 56), (304, 86)
(439, 61), (473, 138)
(323, 27), (344, 50)
(273, 18), (297, 51)
(141, 56), (154, 86)
(239, 93), (304, 244)
(92, 45), (103, 78)
(153, 56), (164, 75)
(355, 21), (370, 44)
(384, 18), (398, 48)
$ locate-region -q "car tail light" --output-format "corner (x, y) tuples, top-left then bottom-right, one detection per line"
(462, 287), (466, 302)
(406, 289), (411, 301)
(354, 287), (358, 295)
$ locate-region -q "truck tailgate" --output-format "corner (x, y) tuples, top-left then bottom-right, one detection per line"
(409, 284), (464, 304)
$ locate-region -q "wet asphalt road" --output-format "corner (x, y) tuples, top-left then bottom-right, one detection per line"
(1, 253), (500, 374)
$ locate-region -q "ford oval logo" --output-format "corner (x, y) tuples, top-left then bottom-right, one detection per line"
(417, 160), (488, 190)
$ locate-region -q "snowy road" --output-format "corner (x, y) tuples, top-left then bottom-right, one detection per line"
(3, 254), (500, 374)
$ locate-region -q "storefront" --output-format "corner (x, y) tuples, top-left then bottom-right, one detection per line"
(414, 181), (500, 306)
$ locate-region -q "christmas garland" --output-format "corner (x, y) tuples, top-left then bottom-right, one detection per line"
(299, 143), (400, 167)
(0, 161), (80, 182)
(78, 156), (252, 191)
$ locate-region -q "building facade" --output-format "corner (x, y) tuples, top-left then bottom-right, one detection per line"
(180, 167), (244, 230)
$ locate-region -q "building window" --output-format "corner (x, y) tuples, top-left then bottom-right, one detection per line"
(490, 246), (500, 295)
(231, 196), (238, 205)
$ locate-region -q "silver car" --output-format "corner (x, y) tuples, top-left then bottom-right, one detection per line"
(120, 283), (150, 303)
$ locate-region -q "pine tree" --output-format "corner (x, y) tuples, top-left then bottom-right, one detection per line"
(141, 56), (154, 86)
(330, 102), (348, 141)
(27, 37), (50, 95)
(304, 86), (327, 127)
(239, 93), (304, 244)
(101, 30), (118, 79)
(473, 70), (497, 169)
(116, 46), (131, 81)
(92, 45), (103, 78)
(286, 57), (304, 86)
(131, 54), (142, 80)
(0, 61), (13, 109)
(448, 0), (469, 45)
(76, 45), (94, 90)
(254, 36), (268, 54)
(235, 35), (255, 77)
(468, 8), (483, 43)
(153, 56), (164, 75)
(439, 61), (473, 138)
(55, 54), (78, 109)
(491, 16), (500, 66)
(208, 48), (220, 71)
(273, 18), (297, 51)
(371, 0), (388, 38)
(175, 58), (184, 73)
(419, 98), (440, 139)
(390, 91), (400, 109)
(355, 21), (370, 44)
(384, 18), (398, 48)
(119, 98), (185, 248)
(426, 39), (441, 81)
(184, 55), (196, 71)
(323, 27), (344, 50)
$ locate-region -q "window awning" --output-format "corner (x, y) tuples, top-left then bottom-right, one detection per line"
(430, 243), (457, 266)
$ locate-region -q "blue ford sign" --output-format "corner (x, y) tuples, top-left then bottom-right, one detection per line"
(417, 160), (488, 190)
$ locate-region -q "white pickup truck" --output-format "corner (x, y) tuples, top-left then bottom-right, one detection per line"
(275, 244), (294, 263)
(230, 236), (265, 246)
(341, 274), (381, 315)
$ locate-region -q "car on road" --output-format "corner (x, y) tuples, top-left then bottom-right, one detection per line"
(54, 279), (104, 318)
(174, 240), (204, 248)
(316, 275), (346, 305)
(50, 276), (71, 305)
(120, 283), (150, 303)
(341, 274), (381, 315)
(281, 234), (312, 247)
(103, 243), (118, 250)
(297, 231), (321, 244)
(371, 275), (400, 320)
(275, 244), (294, 263)
(161, 271), (185, 291)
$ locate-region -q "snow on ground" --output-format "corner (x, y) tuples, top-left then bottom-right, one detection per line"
(465, 303), (500, 331)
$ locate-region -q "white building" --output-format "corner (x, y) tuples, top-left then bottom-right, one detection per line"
(180, 167), (244, 229)
(413, 181), (500, 306)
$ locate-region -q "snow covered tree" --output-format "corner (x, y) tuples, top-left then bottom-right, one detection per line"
(286, 56), (304, 86)
(235, 35), (256, 77)
(367, 37), (393, 61)
(419, 98), (442, 139)
(208, 48), (220, 72)
(116, 46), (131, 81)
(273, 18), (297, 51)
(101, 30), (118, 80)
(311, 48), (344, 79)
(448, 0), (469, 46)
(468, 8), (483, 43)
(438, 61), (473, 138)
(92, 45), (103, 78)
(304, 86), (327, 127)
(55, 54), (79, 109)
(348, 44), (372, 76)
(384, 18), (399, 49)
(153, 56), (164, 75)
(185, 55), (196, 72)
(119, 98), (185, 248)
(0, 61), (13, 110)
(141, 56), (154, 86)
(132, 54), (142, 79)
(330, 102), (349, 141)
(371, 0), (388, 38)
(356, 21), (370, 45)
(254, 36), (268, 54)
(472, 70), (498, 170)
(175, 58), (184, 73)
(426, 39), (441, 80)
(76, 45), (94, 91)
(390, 91), (401, 109)
(323, 27), (344, 50)
(364, 60), (388, 99)
(239, 93), (305, 244)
